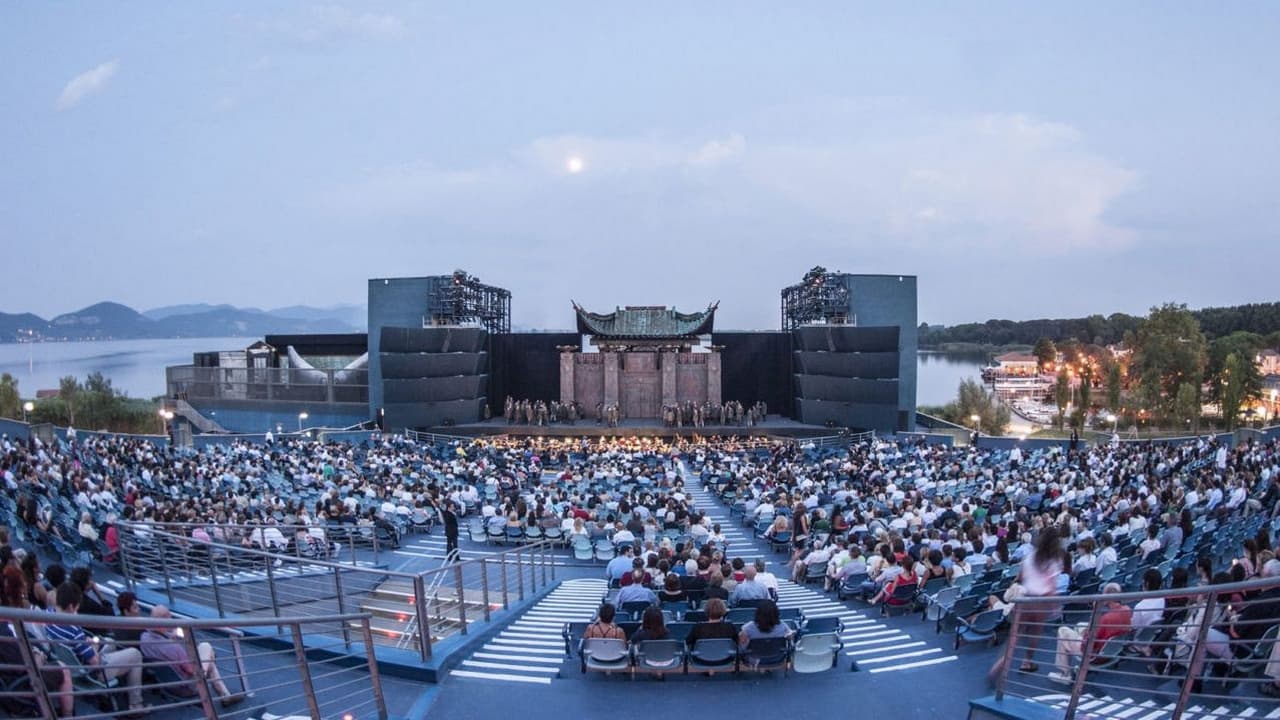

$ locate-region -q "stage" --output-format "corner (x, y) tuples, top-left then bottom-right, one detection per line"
(428, 416), (845, 439)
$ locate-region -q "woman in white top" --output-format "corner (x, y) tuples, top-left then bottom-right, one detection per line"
(997, 525), (1063, 675)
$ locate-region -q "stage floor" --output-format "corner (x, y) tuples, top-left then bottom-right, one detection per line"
(432, 416), (841, 438)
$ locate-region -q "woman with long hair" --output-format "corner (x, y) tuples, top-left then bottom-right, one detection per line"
(993, 524), (1063, 677)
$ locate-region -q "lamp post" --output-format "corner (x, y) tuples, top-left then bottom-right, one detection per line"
(298, 412), (309, 432)
(157, 409), (174, 434)
(1271, 389), (1278, 424)
(969, 413), (981, 435)
(22, 401), (34, 423)
(1105, 412), (1117, 433)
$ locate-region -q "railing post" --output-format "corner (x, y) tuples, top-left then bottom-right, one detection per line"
(454, 562), (468, 634)
(119, 529), (136, 591)
(994, 602), (1023, 700)
(480, 558), (491, 622)
(11, 619), (57, 720)
(264, 553), (283, 625)
(540, 542), (548, 586)
(1175, 591), (1220, 717)
(158, 534), (175, 604)
(413, 574), (432, 661)
(207, 546), (225, 618)
(290, 624), (324, 720)
(334, 567), (352, 649)
(501, 554), (510, 610)
(180, 623), (222, 720)
(1064, 601), (1106, 719)
(517, 548), (525, 601)
(359, 618), (390, 720)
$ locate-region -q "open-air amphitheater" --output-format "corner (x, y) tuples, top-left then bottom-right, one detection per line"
(3, 416), (1280, 720)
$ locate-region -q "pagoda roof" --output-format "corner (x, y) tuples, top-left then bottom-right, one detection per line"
(572, 302), (717, 338)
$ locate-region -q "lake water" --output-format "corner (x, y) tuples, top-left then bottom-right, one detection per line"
(0, 339), (988, 407)
(0, 338), (249, 399)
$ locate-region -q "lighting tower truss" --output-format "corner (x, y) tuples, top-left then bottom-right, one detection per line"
(780, 266), (850, 330)
(428, 269), (512, 334)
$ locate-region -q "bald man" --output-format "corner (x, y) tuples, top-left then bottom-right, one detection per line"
(139, 606), (245, 708)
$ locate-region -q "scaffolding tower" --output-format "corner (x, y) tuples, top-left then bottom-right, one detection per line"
(780, 266), (851, 330)
(427, 270), (512, 334)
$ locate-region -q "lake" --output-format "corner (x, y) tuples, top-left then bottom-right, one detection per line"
(0, 339), (988, 407)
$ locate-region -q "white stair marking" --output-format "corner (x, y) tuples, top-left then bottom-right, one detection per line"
(867, 655), (959, 673)
(450, 669), (552, 685)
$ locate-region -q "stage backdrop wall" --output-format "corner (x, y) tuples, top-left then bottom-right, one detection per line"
(712, 332), (794, 417)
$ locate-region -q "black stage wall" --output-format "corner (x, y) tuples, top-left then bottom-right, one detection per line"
(488, 333), (579, 413)
(712, 332), (794, 417)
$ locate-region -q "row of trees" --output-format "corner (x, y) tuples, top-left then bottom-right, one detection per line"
(921, 378), (1012, 436)
(921, 301), (1280, 349)
(0, 372), (161, 434)
(1035, 303), (1273, 431)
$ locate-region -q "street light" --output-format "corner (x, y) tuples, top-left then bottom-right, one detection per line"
(969, 413), (981, 435)
(1271, 389), (1278, 423)
(22, 401), (34, 423)
(1105, 413), (1117, 433)
(298, 412), (309, 432)
(157, 409), (174, 434)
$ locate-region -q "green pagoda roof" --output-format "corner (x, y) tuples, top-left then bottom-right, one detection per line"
(572, 302), (717, 338)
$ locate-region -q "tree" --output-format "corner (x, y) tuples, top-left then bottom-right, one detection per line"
(1207, 332), (1262, 407)
(1055, 367), (1071, 429)
(0, 373), (19, 420)
(59, 375), (80, 426)
(1033, 337), (1057, 370)
(926, 379), (1011, 436)
(1220, 352), (1248, 430)
(1129, 303), (1209, 414)
(1106, 361), (1123, 411)
(1078, 363), (1094, 412)
(1175, 381), (1199, 432)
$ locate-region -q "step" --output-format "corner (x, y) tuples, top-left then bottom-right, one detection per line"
(968, 695), (1065, 720)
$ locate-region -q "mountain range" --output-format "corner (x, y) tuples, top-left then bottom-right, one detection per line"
(0, 302), (366, 343)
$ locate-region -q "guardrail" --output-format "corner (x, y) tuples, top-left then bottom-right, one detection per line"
(403, 428), (482, 446)
(992, 573), (1280, 719)
(0, 605), (386, 720)
(118, 524), (558, 662)
(118, 520), (386, 566)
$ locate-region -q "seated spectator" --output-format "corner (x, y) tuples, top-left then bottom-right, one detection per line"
(1130, 569), (1167, 642)
(704, 572), (729, 602)
(687, 598), (737, 647)
(730, 566), (771, 607)
(870, 556), (919, 605)
(1048, 583), (1132, 684)
(583, 603), (626, 641)
(78, 512), (99, 542)
(616, 570), (658, 606)
(658, 574), (686, 605)
(604, 545), (634, 583)
(753, 558), (779, 599)
(45, 582), (149, 716)
(115, 591), (144, 648)
(737, 599), (792, 649)
(140, 605), (245, 707)
(0, 593), (74, 718)
(630, 606), (669, 645)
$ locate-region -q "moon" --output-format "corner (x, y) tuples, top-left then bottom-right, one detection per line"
(566, 156), (584, 174)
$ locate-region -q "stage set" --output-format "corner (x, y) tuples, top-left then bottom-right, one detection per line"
(366, 268), (918, 436)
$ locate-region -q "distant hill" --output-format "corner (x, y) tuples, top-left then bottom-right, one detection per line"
(142, 303), (241, 320)
(0, 301), (365, 343)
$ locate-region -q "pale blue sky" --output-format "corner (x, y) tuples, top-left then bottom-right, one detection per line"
(3, 2), (1277, 329)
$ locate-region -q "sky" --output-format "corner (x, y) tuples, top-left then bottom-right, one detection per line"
(2, 2), (1278, 330)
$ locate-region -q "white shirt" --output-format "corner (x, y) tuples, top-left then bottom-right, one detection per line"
(1132, 597), (1165, 629)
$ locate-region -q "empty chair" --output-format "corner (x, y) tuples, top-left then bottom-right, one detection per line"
(687, 638), (738, 675)
(593, 540), (616, 562)
(923, 586), (960, 624)
(954, 608), (1004, 651)
(792, 632), (841, 673)
(800, 616), (843, 636)
(573, 542), (594, 562)
(621, 600), (655, 617)
(581, 638), (630, 674)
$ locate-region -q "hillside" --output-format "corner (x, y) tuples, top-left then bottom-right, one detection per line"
(0, 301), (363, 343)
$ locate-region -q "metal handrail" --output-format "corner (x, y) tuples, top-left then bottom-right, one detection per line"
(994, 572), (1280, 719)
(0, 605), (387, 720)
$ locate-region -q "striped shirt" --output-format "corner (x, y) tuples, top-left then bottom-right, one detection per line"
(44, 617), (95, 665)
